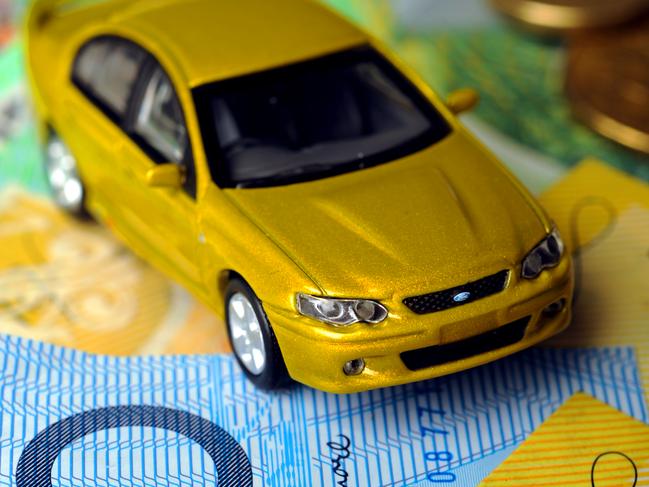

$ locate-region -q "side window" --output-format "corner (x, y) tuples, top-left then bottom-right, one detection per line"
(73, 38), (146, 119)
(134, 66), (188, 163)
(73, 37), (196, 198)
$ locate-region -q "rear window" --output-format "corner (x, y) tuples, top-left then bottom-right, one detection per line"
(73, 37), (147, 119)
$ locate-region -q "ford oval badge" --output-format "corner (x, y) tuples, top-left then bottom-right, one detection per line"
(453, 291), (471, 303)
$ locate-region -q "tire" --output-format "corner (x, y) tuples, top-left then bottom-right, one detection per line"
(43, 132), (91, 219)
(225, 277), (291, 390)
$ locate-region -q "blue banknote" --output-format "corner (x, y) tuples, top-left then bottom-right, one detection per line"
(0, 335), (645, 486)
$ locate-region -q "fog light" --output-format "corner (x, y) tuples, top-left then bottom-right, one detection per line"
(543, 298), (566, 316)
(343, 358), (365, 376)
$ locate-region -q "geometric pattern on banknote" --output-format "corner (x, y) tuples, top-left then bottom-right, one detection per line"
(18, 406), (252, 487)
(0, 188), (229, 355)
(52, 428), (219, 486)
(1, 336), (645, 486)
(541, 160), (649, 408)
(482, 393), (649, 486)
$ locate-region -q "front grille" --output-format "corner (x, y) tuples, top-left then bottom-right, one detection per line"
(403, 270), (509, 314)
(400, 316), (530, 371)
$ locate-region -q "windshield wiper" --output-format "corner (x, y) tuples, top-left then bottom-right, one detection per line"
(235, 162), (338, 188)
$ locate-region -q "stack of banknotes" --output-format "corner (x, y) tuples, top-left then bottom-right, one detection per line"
(1, 1), (648, 485)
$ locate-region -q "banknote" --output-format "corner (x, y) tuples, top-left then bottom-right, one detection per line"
(482, 393), (649, 486)
(0, 187), (230, 355)
(541, 160), (649, 406)
(384, 0), (649, 183)
(0, 334), (646, 486)
(0, 33), (47, 195)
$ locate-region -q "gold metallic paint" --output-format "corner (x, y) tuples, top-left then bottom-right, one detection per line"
(25, 0), (573, 393)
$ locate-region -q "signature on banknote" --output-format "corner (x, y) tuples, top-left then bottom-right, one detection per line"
(326, 434), (352, 487)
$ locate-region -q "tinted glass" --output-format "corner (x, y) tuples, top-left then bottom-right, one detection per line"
(73, 38), (146, 118)
(134, 66), (188, 163)
(194, 47), (451, 188)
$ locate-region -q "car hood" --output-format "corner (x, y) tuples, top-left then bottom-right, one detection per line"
(223, 131), (549, 299)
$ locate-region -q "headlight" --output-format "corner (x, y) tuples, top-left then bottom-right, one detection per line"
(296, 294), (388, 326)
(521, 227), (565, 279)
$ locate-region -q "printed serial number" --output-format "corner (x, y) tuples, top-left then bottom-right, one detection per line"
(416, 383), (456, 483)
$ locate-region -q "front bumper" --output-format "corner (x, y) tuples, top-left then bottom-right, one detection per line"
(267, 258), (574, 394)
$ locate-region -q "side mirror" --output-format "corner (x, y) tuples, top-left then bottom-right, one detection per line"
(146, 163), (185, 189)
(445, 88), (480, 115)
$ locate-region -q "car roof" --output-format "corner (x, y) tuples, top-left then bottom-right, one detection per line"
(101, 0), (369, 87)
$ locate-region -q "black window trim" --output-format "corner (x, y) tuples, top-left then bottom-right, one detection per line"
(71, 34), (197, 198)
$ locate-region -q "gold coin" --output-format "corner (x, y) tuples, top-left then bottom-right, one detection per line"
(490, 0), (649, 33)
(565, 18), (649, 154)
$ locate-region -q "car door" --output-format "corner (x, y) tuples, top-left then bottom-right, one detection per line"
(64, 37), (147, 219)
(114, 59), (202, 291)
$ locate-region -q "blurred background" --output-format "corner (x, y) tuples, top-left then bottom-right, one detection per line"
(1, 0), (648, 196)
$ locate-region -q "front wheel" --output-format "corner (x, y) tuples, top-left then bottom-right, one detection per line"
(225, 278), (290, 390)
(43, 133), (90, 219)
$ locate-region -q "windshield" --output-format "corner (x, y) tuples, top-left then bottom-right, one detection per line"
(194, 46), (451, 188)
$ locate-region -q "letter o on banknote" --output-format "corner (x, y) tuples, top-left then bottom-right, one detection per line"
(15, 405), (252, 486)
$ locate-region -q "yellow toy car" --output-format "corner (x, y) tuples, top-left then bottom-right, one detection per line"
(25, 0), (573, 393)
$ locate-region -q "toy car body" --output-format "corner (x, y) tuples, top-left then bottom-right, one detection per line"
(25, 0), (573, 393)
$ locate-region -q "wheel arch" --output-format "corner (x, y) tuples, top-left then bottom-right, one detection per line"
(218, 269), (245, 301)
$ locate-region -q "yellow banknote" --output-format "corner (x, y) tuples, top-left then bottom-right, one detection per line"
(481, 393), (649, 486)
(0, 187), (230, 355)
(540, 159), (649, 405)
